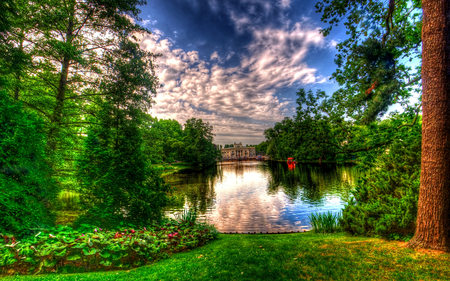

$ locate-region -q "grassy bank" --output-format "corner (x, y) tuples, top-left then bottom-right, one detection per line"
(152, 162), (196, 176)
(5, 232), (450, 280)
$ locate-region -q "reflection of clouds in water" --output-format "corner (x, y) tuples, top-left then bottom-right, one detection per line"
(165, 161), (358, 232)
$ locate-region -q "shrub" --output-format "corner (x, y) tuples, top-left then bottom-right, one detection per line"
(0, 92), (57, 237)
(0, 219), (218, 275)
(340, 133), (421, 239)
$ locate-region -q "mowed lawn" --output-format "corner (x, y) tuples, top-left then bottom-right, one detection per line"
(4, 232), (450, 281)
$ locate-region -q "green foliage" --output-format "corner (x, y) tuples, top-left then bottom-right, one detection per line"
(0, 220), (218, 275)
(308, 211), (341, 233)
(340, 128), (421, 238)
(182, 118), (220, 168)
(255, 141), (268, 155)
(142, 118), (184, 164)
(0, 92), (57, 236)
(76, 40), (169, 228)
(315, 0), (422, 123)
(174, 209), (198, 224)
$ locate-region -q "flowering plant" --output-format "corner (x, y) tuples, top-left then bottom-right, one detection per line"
(0, 219), (218, 275)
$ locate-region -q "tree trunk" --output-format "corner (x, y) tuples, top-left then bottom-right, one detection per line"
(48, 14), (74, 152)
(407, 0), (450, 251)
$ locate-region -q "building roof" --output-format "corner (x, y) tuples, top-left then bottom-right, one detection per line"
(221, 146), (256, 150)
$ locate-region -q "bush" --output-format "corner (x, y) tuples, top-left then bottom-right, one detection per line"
(0, 92), (57, 237)
(0, 219), (218, 275)
(340, 133), (421, 239)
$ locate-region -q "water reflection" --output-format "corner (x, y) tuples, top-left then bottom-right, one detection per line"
(164, 161), (358, 233)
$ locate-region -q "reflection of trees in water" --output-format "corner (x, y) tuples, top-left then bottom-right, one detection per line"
(218, 161), (248, 179)
(266, 162), (358, 203)
(164, 165), (221, 214)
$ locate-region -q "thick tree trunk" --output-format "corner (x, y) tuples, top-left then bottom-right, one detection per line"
(48, 15), (74, 152)
(407, 0), (450, 251)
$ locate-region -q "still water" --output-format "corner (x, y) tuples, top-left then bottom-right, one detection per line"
(164, 161), (358, 233)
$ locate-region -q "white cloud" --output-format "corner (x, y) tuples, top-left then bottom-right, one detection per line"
(210, 51), (221, 61)
(141, 19), (157, 26)
(277, 0), (291, 9)
(138, 22), (326, 144)
(329, 39), (338, 48)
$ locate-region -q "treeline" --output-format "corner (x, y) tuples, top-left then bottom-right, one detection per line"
(144, 117), (220, 167)
(263, 88), (421, 164)
(0, 0), (219, 236)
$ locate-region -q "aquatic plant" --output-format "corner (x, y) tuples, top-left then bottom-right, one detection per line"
(174, 209), (198, 224)
(308, 211), (341, 233)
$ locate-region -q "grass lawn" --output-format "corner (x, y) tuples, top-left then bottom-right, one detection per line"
(152, 162), (196, 176)
(4, 232), (450, 280)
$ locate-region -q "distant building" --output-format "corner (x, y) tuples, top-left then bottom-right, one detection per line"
(221, 142), (256, 158)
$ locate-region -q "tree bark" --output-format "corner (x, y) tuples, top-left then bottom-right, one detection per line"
(48, 12), (74, 152)
(407, 0), (450, 251)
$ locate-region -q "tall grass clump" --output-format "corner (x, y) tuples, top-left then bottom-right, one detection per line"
(308, 211), (341, 233)
(175, 208), (198, 224)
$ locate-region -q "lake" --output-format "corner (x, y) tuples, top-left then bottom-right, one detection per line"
(164, 161), (358, 233)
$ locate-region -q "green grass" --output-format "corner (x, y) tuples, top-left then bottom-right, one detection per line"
(4, 232), (450, 280)
(153, 162), (196, 176)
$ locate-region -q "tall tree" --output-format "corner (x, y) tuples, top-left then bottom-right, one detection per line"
(183, 118), (220, 168)
(315, 0), (450, 250)
(76, 39), (168, 227)
(407, 0), (450, 251)
(0, 0), (155, 186)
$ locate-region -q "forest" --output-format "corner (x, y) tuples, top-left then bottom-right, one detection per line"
(1, 0), (450, 278)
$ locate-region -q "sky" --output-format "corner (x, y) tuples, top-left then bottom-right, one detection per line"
(137, 0), (348, 146)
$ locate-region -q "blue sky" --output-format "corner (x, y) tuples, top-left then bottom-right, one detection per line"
(137, 0), (348, 145)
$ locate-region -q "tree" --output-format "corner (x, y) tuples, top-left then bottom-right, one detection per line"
(0, 91), (57, 236)
(76, 39), (169, 227)
(407, 0), (450, 251)
(0, 0), (156, 190)
(182, 118), (220, 168)
(142, 118), (184, 164)
(316, 0), (450, 250)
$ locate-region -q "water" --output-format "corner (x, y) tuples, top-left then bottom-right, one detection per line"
(164, 161), (358, 233)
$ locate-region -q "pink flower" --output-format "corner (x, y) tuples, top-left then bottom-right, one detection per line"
(94, 229), (98, 232)
(144, 227), (147, 231)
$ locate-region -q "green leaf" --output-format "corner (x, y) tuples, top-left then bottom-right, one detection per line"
(43, 259), (57, 267)
(100, 260), (112, 266)
(54, 249), (67, 257)
(112, 252), (122, 260)
(82, 248), (97, 256)
(67, 255), (81, 261)
(72, 243), (87, 249)
(99, 250), (111, 258)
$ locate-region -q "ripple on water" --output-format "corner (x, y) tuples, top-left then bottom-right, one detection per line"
(164, 161), (358, 233)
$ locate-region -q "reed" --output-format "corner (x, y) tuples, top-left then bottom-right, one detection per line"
(175, 208), (198, 223)
(308, 211), (341, 233)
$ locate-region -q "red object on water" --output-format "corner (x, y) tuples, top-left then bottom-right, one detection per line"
(287, 158), (296, 170)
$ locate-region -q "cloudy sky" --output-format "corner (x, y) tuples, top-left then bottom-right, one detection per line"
(137, 0), (348, 145)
